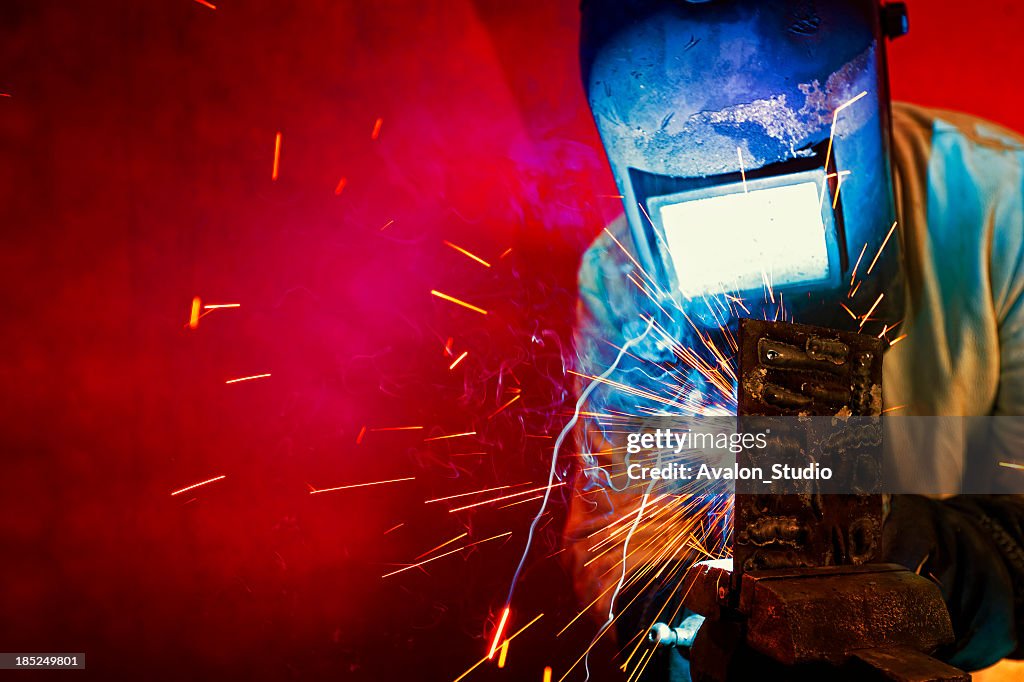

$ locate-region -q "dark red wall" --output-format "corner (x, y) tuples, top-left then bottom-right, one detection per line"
(0, 2), (1020, 680)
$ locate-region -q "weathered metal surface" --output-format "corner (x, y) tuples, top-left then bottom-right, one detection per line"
(734, 319), (884, 581)
(850, 647), (970, 682)
(740, 564), (954, 665)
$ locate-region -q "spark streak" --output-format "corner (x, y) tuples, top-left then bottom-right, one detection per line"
(431, 290), (488, 315)
(193, 0), (216, 8)
(867, 220), (898, 275)
(189, 296), (201, 329)
(272, 131), (282, 181)
(447, 482), (565, 513)
(203, 303), (240, 309)
(171, 474), (226, 496)
(443, 240), (492, 267)
(859, 293), (885, 330)
(371, 117), (384, 140)
(488, 606), (511, 659)
(448, 351), (468, 370)
(334, 177), (348, 195)
(423, 431), (476, 442)
(736, 147), (748, 193)
(225, 373), (271, 384)
(487, 394), (521, 419)
(309, 476), (415, 495)
(381, 532), (511, 579)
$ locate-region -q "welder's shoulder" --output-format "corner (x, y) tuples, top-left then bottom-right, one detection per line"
(892, 102), (1024, 183)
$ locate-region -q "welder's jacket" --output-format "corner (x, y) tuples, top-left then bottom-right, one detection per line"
(566, 104), (1024, 680)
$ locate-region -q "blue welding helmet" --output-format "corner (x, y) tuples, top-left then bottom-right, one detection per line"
(581, 0), (909, 332)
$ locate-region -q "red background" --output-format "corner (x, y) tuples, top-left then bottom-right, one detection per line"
(0, 2), (1021, 680)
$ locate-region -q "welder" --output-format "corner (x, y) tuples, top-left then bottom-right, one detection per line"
(564, 1), (1024, 680)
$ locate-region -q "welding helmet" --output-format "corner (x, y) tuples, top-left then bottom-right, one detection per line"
(581, 0), (909, 332)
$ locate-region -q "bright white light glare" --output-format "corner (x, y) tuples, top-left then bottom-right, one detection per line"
(658, 181), (830, 298)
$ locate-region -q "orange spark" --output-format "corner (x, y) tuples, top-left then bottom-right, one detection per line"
(225, 373), (271, 384)
(448, 351), (468, 370)
(203, 303), (240, 309)
(497, 640), (510, 668)
(371, 117), (383, 140)
(543, 667), (553, 682)
(498, 248), (513, 259)
(171, 474), (225, 496)
(851, 243), (867, 285)
(369, 425), (424, 432)
(882, 404), (907, 414)
(867, 220), (898, 275)
(189, 296), (201, 329)
(443, 240), (491, 267)
(383, 522), (405, 535)
(423, 431), (476, 442)
(488, 606), (511, 660)
(414, 532), (469, 560)
(859, 293), (884, 330)
(736, 147), (748, 194)
(431, 290), (488, 315)
(839, 302), (857, 320)
(999, 461), (1024, 471)
(333, 177), (348, 195)
(379, 219), (395, 231)
(193, 0), (216, 8)
(309, 476), (415, 495)
(487, 394), (521, 419)
(889, 333), (908, 347)
(272, 131), (282, 181)
(355, 426), (367, 444)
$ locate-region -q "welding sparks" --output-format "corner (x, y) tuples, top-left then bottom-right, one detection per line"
(379, 219), (395, 231)
(369, 425), (424, 432)
(867, 220), (898, 275)
(543, 667), (553, 682)
(431, 290), (488, 315)
(382, 532), (511, 579)
(1000, 461), (1024, 471)
(333, 177), (348, 195)
(488, 606), (511, 660)
(498, 248), (513, 260)
(225, 373), (271, 384)
(447, 482), (564, 513)
(203, 303), (240, 309)
(889, 333), (908, 347)
(171, 474), (226, 496)
(309, 476), (415, 495)
(371, 117), (384, 140)
(443, 240), (492, 267)
(448, 350), (468, 370)
(271, 131), (282, 181)
(188, 296), (201, 329)
(193, 0), (216, 8)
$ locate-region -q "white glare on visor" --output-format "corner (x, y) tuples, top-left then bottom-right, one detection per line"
(657, 181), (830, 299)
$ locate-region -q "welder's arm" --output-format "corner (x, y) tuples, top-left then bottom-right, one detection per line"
(884, 201), (1024, 671)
